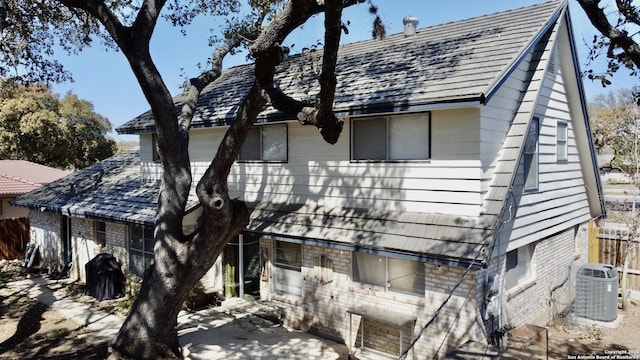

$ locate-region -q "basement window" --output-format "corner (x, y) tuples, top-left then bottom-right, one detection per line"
(352, 252), (425, 296)
(351, 113), (430, 161)
(239, 124), (288, 162)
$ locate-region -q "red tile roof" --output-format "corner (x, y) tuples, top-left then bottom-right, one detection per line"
(0, 160), (68, 196)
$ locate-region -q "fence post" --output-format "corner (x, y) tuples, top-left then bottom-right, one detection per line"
(589, 219), (600, 262)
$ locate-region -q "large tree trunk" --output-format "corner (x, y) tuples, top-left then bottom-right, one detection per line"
(57, 1), (358, 359)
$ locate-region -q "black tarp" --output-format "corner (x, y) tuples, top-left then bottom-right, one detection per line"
(85, 253), (125, 301)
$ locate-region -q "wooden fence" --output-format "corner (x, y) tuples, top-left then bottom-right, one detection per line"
(591, 222), (640, 291)
(0, 218), (30, 260)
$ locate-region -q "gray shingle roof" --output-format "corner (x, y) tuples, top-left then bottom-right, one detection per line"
(13, 1), (573, 266)
(11, 151), (159, 225)
(248, 202), (492, 264)
(117, 0), (563, 134)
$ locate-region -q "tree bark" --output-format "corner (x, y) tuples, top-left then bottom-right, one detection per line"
(577, 0), (640, 69)
(57, 0), (364, 358)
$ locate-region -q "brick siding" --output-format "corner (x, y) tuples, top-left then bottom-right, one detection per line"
(499, 222), (588, 327)
(260, 238), (483, 359)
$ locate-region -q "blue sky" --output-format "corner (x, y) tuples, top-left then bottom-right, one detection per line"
(51, 1), (638, 141)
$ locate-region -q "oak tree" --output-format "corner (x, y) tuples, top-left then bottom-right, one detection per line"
(0, 83), (116, 168)
(0, 0), (372, 358)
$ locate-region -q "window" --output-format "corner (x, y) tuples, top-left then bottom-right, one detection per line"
(505, 243), (535, 289)
(557, 121), (568, 161)
(239, 124), (287, 162)
(313, 255), (334, 284)
(351, 113), (430, 161)
(95, 221), (106, 247)
(273, 241), (302, 297)
(129, 226), (155, 276)
(523, 117), (539, 191)
(352, 252), (425, 296)
(151, 133), (160, 162)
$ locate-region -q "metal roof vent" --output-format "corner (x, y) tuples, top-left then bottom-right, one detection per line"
(403, 16), (419, 37)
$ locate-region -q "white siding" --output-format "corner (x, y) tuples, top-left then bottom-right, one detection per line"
(141, 109), (487, 216)
(480, 53), (533, 195)
(502, 50), (591, 251)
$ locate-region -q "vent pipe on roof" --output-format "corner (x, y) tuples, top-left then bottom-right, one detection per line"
(403, 16), (419, 37)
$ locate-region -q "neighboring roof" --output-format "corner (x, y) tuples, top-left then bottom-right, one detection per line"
(117, 0), (564, 134)
(0, 160), (68, 196)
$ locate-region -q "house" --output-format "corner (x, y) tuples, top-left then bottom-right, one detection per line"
(0, 160), (67, 219)
(12, 0), (605, 358)
(0, 160), (67, 260)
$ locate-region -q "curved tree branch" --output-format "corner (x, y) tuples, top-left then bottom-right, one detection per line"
(316, 0), (344, 144)
(578, 0), (640, 70)
(250, 0), (364, 145)
(178, 11), (267, 133)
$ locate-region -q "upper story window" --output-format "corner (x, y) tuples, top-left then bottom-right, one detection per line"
(524, 117), (539, 191)
(95, 221), (106, 247)
(557, 121), (568, 162)
(352, 252), (425, 296)
(239, 124), (288, 162)
(351, 113), (430, 161)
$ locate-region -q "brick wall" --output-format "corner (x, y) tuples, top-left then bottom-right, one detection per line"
(71, 218), (128, 282)
(260, 238), (483, 359)
(28, 211), (63, 268)
(500, 222), (588, 327)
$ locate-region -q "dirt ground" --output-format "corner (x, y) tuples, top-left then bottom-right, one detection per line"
(500, 300), (640, 359)
(1, 259), (640, 360)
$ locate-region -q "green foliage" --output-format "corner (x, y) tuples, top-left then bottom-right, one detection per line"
(0, 82), (116, 168)
(589, 87), (640, 169)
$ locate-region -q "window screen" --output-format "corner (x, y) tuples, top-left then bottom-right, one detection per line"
(239, 124), (287, 161)
(273, 241), (302, 297)
(352, 117), (387, 160)
(353, 252), (424, 296)
(352, 113), (430, 161)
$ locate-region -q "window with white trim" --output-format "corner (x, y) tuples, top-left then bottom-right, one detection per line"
(351, 113), (430, 161)
(505, 243), (535, 289)
(273, 241), (302, 297)
(129, 226), (155, 277)
(557, 121), (568, 161)
(524, 117), (539, 191)
(352, 252), (425, 296)
(239, 124), (287, 162)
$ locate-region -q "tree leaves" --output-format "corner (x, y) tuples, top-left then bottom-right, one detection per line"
(0, 83), (116, 168)
(578, 0), (640, 87)
(589, 87), (640, 170)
